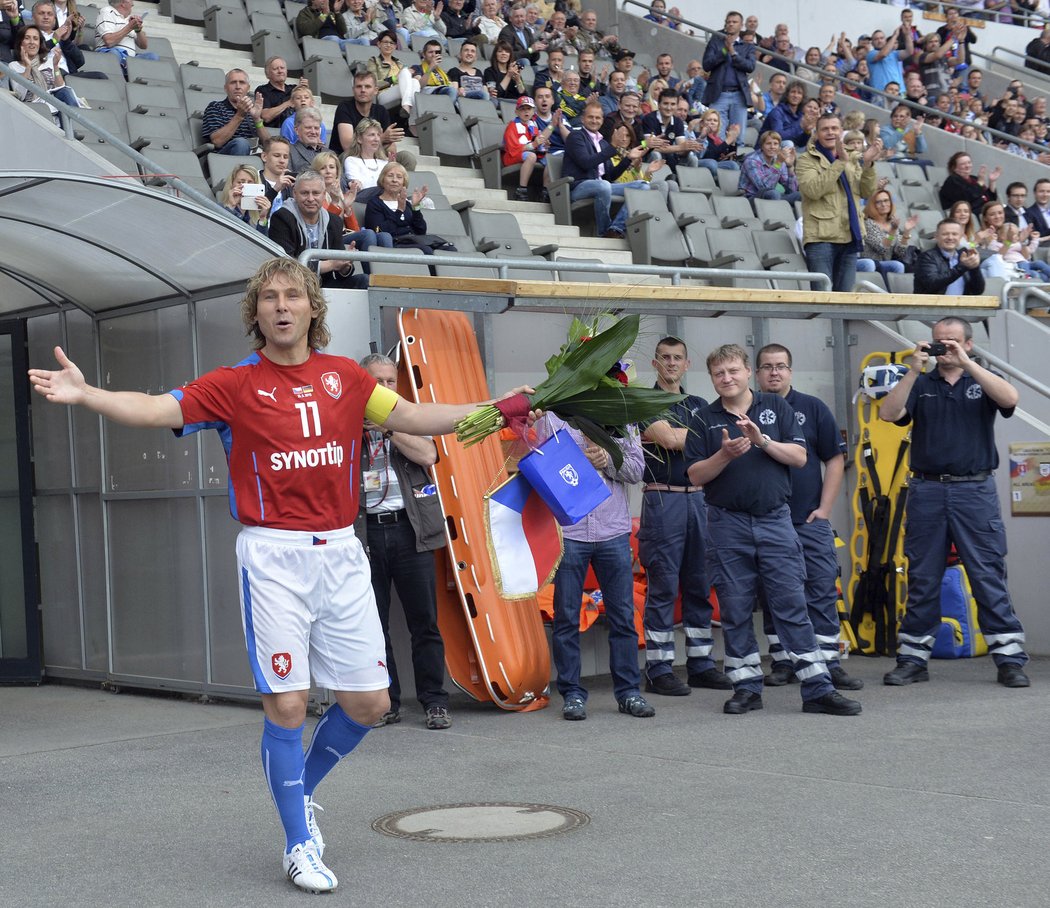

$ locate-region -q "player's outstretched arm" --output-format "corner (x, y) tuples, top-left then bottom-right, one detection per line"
(28, 346), (185, 430)
(381, 385), (535, 437)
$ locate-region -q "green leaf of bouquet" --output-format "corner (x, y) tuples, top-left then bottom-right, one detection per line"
(565, 413), (626, 471)
(532, 315), (640, 409)
(553, 386), (686, 426)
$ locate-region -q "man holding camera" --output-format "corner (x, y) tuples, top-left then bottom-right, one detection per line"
(913, 220), (986, 296)
(878, 317), (1029, 689)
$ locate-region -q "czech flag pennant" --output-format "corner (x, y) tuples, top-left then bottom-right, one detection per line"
(485, 472), (563, 599)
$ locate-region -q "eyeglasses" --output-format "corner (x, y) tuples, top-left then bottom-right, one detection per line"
(758, 363), (791, 373)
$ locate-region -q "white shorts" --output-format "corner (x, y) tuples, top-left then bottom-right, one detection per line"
(236, 524), (389, 694)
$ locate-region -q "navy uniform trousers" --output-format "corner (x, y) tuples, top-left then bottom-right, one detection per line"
(761, 518), (844, 669)
(705, 504), (835, 700)
(898, 476), (1027, 667)
(638, 490), (717, 679)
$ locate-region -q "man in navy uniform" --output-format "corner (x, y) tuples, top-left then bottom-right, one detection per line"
(639, 337), (731, 697)
(878, 317), (1029, 688)
(754, 343), (863, 691)
(684, 344), (861, 716)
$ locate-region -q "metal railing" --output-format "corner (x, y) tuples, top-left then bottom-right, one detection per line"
(0, 60), (229, 217)
(1001, 280), (1050, 311)
(297, 247), (834, 289)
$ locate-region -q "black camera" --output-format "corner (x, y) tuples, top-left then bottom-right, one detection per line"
(924, 342), (948, 357)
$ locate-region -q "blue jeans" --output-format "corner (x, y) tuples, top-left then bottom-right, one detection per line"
(804, 241), (858, 292)
(217, 137), (253, 155)
(95, 46), (160, 63)
(710, 88), (749, 140)
(344, 229), (394, 273)
(1018, 259), (1050, 281)
(552, 534), (641, 702)
(570, 178), (616, 235)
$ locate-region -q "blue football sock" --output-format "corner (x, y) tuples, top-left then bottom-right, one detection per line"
(260, 718), (310, 851)
(302, 704), (370, 797)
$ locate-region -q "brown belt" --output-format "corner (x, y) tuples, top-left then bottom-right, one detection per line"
(643, 483), (703, 493)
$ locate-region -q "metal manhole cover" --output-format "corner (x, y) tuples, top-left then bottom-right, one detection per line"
(372, 802), (590, 843)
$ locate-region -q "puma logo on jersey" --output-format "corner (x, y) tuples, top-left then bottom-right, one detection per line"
(257, 387), (277, 403)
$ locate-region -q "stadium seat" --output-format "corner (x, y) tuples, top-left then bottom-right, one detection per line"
(623, 188), (689, 266)
(416, 209), (475, 252)
(184, 88), (227, 119)
(127, 112), (194, 152)
(465, 211), (558, 257)
(78, 50), (128, 81)
(753, 228), (803, 265)
(886, 272), (915, 294)
(488, 254), (557, 280)
(251, 17), (305, 74)
(139, 149), (213, 196)
(712, 194), (761, 229)
(172, 0), (209, 26)
(72, 107), (131, 145)
(203, 4), (253, 51)
(65, 74), (128, 113)
(546, 153), (596, 228)
(668, 191), (713, 220)
(302, 56), (352, 103)
(716, 168), (740, 196)
(431, 250), (500, 278)
(752, 197), (797, 231)
(369, 248), (432, 276)
(179, 63), (227, 93)
(206, 152), (264, 190)
(414, 94), (473, 161)
(302, 36), (344, 62)
(125, 83), (187, 120)
(675, 167), (718, 195)
(127, 57), (181, 88)
(556, 257), (611, 283)
(407, 170), (451, 209)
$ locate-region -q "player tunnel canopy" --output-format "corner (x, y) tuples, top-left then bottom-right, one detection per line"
(0, 172), (282, 318)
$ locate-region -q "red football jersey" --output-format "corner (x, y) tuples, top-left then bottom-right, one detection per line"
(171, 351), (393, 531)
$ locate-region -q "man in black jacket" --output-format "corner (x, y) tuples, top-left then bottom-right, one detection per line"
(913, 220), (985, 296)
(562, 102), (642, 238)
(497, 3), (545, 64)
(359, 353), (452, 730)
(268, 172), (368, 289)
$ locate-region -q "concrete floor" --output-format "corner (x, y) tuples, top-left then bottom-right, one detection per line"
(2, 655), (1048, 907)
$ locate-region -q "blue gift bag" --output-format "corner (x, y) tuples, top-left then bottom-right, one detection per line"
(517, 429), (612, 526)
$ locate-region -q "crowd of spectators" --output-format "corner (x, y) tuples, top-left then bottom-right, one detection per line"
(6, 0), (1050, 290)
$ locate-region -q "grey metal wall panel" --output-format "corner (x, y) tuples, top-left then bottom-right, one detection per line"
(68, 310), (103, 489)
(109, 498), (205, 681)
(78, 494), (109, 671)
(204, 494), (253, 690)
(36, 495), (80, 669)
(194, 293), (248, 487)
(26, 314), (72, 491)
(100, 307), (197, 493)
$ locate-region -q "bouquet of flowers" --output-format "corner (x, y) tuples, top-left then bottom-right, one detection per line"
(455, 313), (685, 469)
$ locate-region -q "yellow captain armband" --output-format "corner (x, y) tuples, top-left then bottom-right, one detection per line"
(365, 382), (399, 425)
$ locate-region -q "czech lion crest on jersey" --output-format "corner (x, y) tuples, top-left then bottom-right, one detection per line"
(321, 372), (343, 400)
(272, 652), (292, 678)
(758, 408), (777, 426)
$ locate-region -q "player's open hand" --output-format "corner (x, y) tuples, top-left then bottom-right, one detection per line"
(28, 347), (88, 406)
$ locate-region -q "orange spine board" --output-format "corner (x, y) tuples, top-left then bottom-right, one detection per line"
(398, 308), (551, 712)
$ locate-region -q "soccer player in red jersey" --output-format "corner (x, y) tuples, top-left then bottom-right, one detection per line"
(28, 258), (525, 893)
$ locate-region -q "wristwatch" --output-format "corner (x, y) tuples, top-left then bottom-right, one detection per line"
(759, 434), (772, 449)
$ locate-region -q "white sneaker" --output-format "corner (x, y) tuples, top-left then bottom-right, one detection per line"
(283, 841), (338, 893)
(305, 796), (325, 857)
